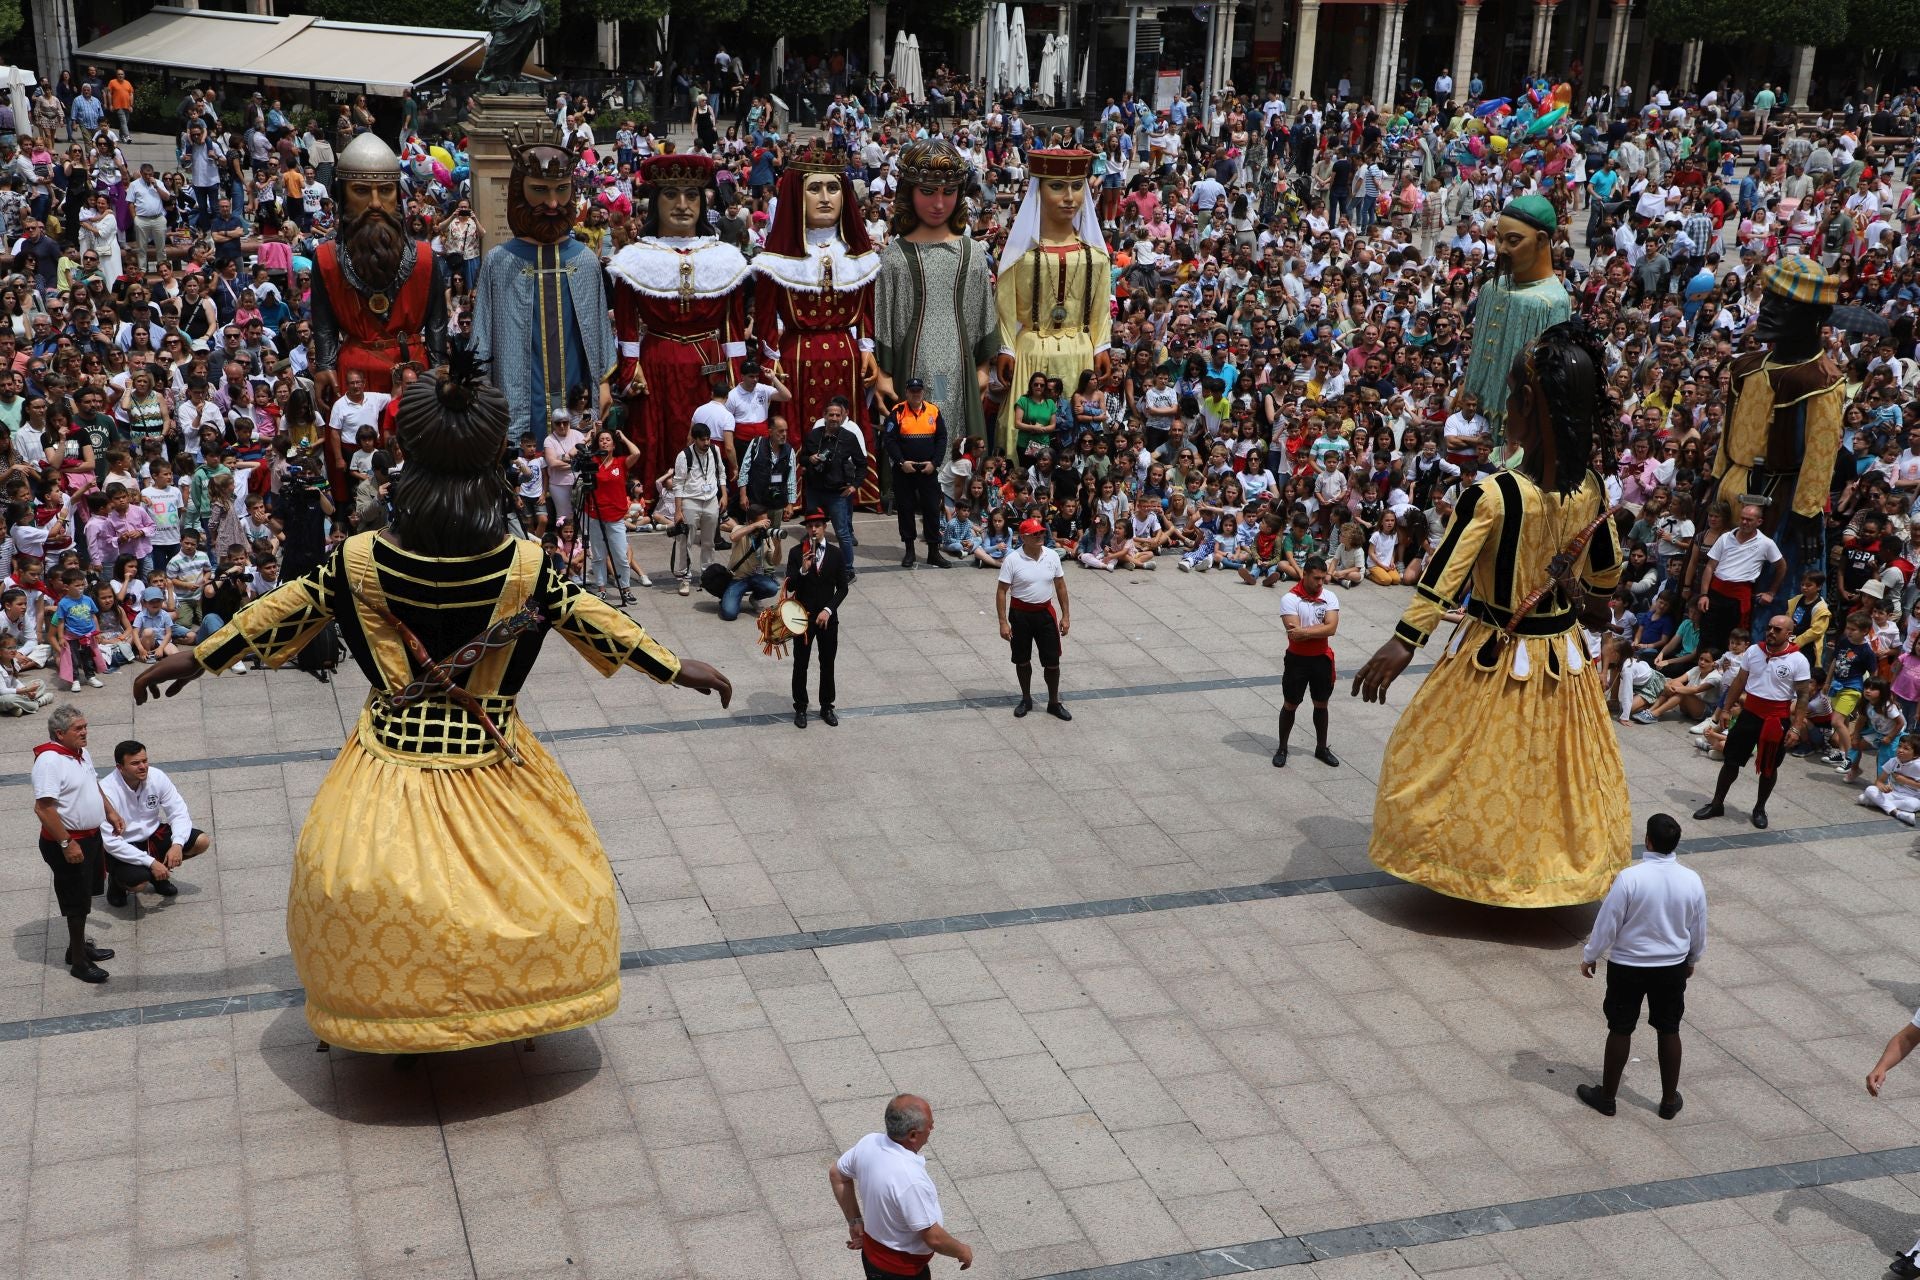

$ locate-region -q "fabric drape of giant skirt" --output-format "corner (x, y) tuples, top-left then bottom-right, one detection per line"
(194, 532), (684, 1052)
(1367, 469), (1632, 907)
(1369, 621), (1633, 907)
(289, 723), (618, 1053)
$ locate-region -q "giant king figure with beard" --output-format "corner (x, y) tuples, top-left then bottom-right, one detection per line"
(1458, 196), (1571, 450)
(312, 132), (449, 499)
(472, 122), (615, 442)
(607, 154), (751, 496)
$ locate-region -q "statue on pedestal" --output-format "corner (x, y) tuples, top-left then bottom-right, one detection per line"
(471, 121), (614, 443)
(993, 148), (1111, 459)
(1459, 195), (1571, 449)
(477, 0), (545, 93)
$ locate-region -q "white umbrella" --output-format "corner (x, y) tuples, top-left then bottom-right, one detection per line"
(1053, 30), (1069, 105)
(1035, 34), (1058, 106)
(5, 68), (32, 143)
(1077, 49), (1089, 102)
(891, 29), (910, 91)
(1008, 7), (1031, 96)
(905, 34), (926, 104)
(992, 4), (1010, 96)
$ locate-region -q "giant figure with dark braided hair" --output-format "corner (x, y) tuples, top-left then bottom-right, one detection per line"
(135, 357), (734, 1054)
(1352, 321), (1632, 907)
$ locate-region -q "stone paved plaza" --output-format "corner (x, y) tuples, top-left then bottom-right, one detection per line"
(7, 513), (1920, 1280)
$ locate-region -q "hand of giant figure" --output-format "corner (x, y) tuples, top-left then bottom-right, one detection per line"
(993, 149), (1112, 458)
(472, 120), (616, 444)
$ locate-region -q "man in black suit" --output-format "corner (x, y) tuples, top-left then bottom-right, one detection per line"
(785, 508), (849, 728)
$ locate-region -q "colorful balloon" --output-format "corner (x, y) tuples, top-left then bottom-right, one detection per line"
(1526, 106), (1568, 138)
(1473, 97), (1511, 117)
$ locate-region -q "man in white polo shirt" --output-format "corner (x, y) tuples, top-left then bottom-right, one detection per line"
(30, 704), (123, 983)
(1577, 812), (1706, 1121)
(829, 1094), (973, 1277)
(1698, 503), (1786, 653)
(1694, 612), (1813, 829)
(1274, 554), (1340, 768)
(995, 518), (1072, 721)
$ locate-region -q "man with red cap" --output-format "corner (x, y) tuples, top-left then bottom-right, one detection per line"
(995, 518), (1072, 720)
(784, 508), (849, 728)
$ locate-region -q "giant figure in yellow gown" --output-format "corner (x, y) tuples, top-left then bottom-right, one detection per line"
(1352, 321), (1631, 907)
(994, 148), (1111, 458)
(135, 362), (734, 1053)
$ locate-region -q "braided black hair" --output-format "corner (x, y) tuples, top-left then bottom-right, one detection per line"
(1524, 319), (1613, 498)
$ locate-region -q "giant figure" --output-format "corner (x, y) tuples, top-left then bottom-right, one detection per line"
(874, 138), (1001, 455)
(472, 121), (615, 443)
(1460, 195), (1571, 448)
(608, 154), (751, 498)
(134, 358), (734, 1054)
(1707, 255), (1843, 639)
(752, 141), (882, 505)
(994, 148), (1111, 458)
(311, 132), (448, 500)
(1353, 321), (1632, 908)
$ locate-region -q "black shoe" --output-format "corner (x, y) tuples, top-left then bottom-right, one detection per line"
(1691, 802), (1725, 821)
(925, 550), (951, 568)
(901, 549), (916, 568)
(1314, 746), (1340, 767)
(794, 709), (808, 729)
(65, 942), (113, 964)
(1046, 702), (1072, 722)
(68, 960), (108, 983)
(105, 883), (127, 908)
(1892, 1250), (1920, 1280)
(619, 589), (637, 606)
(1750, 808), (1768, 830)
(1657, 1093), (1684, 1120)
(1272, 745), (1288, 768)
(1575, 1083), (1616, 1117)
(846, 571), (858, 584)
(1014, 698), (1032, 718)
(821, 708), (838, 727)
(152, 878), (178, 897)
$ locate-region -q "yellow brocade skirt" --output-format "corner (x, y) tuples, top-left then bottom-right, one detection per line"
(1368, 620), (1632, 907)
(286, 719), (620, 1053)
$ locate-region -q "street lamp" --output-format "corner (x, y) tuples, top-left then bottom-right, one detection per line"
(1259, 0), (1274, 23)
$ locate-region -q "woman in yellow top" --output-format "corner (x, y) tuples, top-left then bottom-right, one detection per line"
(136, 361), (734, 1053)
(1352, 321), (1631, 907)
(994, 148), (1111, 458)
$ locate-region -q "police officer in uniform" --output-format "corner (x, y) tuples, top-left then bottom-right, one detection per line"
(882, 377), (949, 568)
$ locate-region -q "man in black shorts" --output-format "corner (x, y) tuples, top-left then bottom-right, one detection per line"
(1275, 555), (1340, 767)
(30, 705), (120, 982)
(995, 518), (1072, 721)
(1577, 813), (1707, 1120)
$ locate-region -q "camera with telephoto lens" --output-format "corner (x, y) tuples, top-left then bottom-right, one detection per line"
(570, 440), (602, 492)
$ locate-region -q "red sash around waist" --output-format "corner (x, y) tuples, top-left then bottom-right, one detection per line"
(862, 1236), (933, 1276)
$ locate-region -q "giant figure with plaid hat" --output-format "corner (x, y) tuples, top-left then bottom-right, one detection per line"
(1707, 252), (1844, 629)
(1458, 195), (1571, 449)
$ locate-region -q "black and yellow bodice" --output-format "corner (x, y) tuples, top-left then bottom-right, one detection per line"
(1393, 470), (1622, 677)
(193, 532), (681, 766)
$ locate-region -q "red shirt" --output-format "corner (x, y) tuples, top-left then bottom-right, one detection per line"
(587, 456), (629, 522)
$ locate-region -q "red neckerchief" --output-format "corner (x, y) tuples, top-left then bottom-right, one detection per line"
(1761, 639), (1799, 660)
(33, 741), (82, 762)
(1289, 582), (1322, 603)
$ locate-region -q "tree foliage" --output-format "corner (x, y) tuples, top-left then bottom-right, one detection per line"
(0, 0), (21, 48)
(1845, 0), (1920, 46)
(740, 0), (863, 36)
(894, 0), (989, 34)
(1645, 0), (1847, 43)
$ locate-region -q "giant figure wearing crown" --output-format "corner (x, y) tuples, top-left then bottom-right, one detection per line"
(472, 121), (615, 443)
(608, 153), (752, 498)
(752, 140), (884, 505)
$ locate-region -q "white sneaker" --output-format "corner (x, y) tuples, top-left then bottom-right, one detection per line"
(69, 680), (81, 692)
(1689, 718), (1713, 735)
(678, 580), (691, 596)
(1901, 811), (1917, 827)
(1178, 560), (1191, 572)
(638, 573), (654, 587)
(85, 676), (102, 688)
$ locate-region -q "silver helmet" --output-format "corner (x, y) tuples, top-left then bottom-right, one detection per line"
(334, 131), (401, 184)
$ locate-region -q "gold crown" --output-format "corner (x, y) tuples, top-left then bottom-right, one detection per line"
(1027, 148), (1094, 180)
(640, 153), (716, 189)
(898, 138), (970, 190)
(786, 139), (851, 176)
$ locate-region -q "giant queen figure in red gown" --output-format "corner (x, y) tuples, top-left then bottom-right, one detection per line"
(751, 140), (883, 506)
(607, 153), (751, 492)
